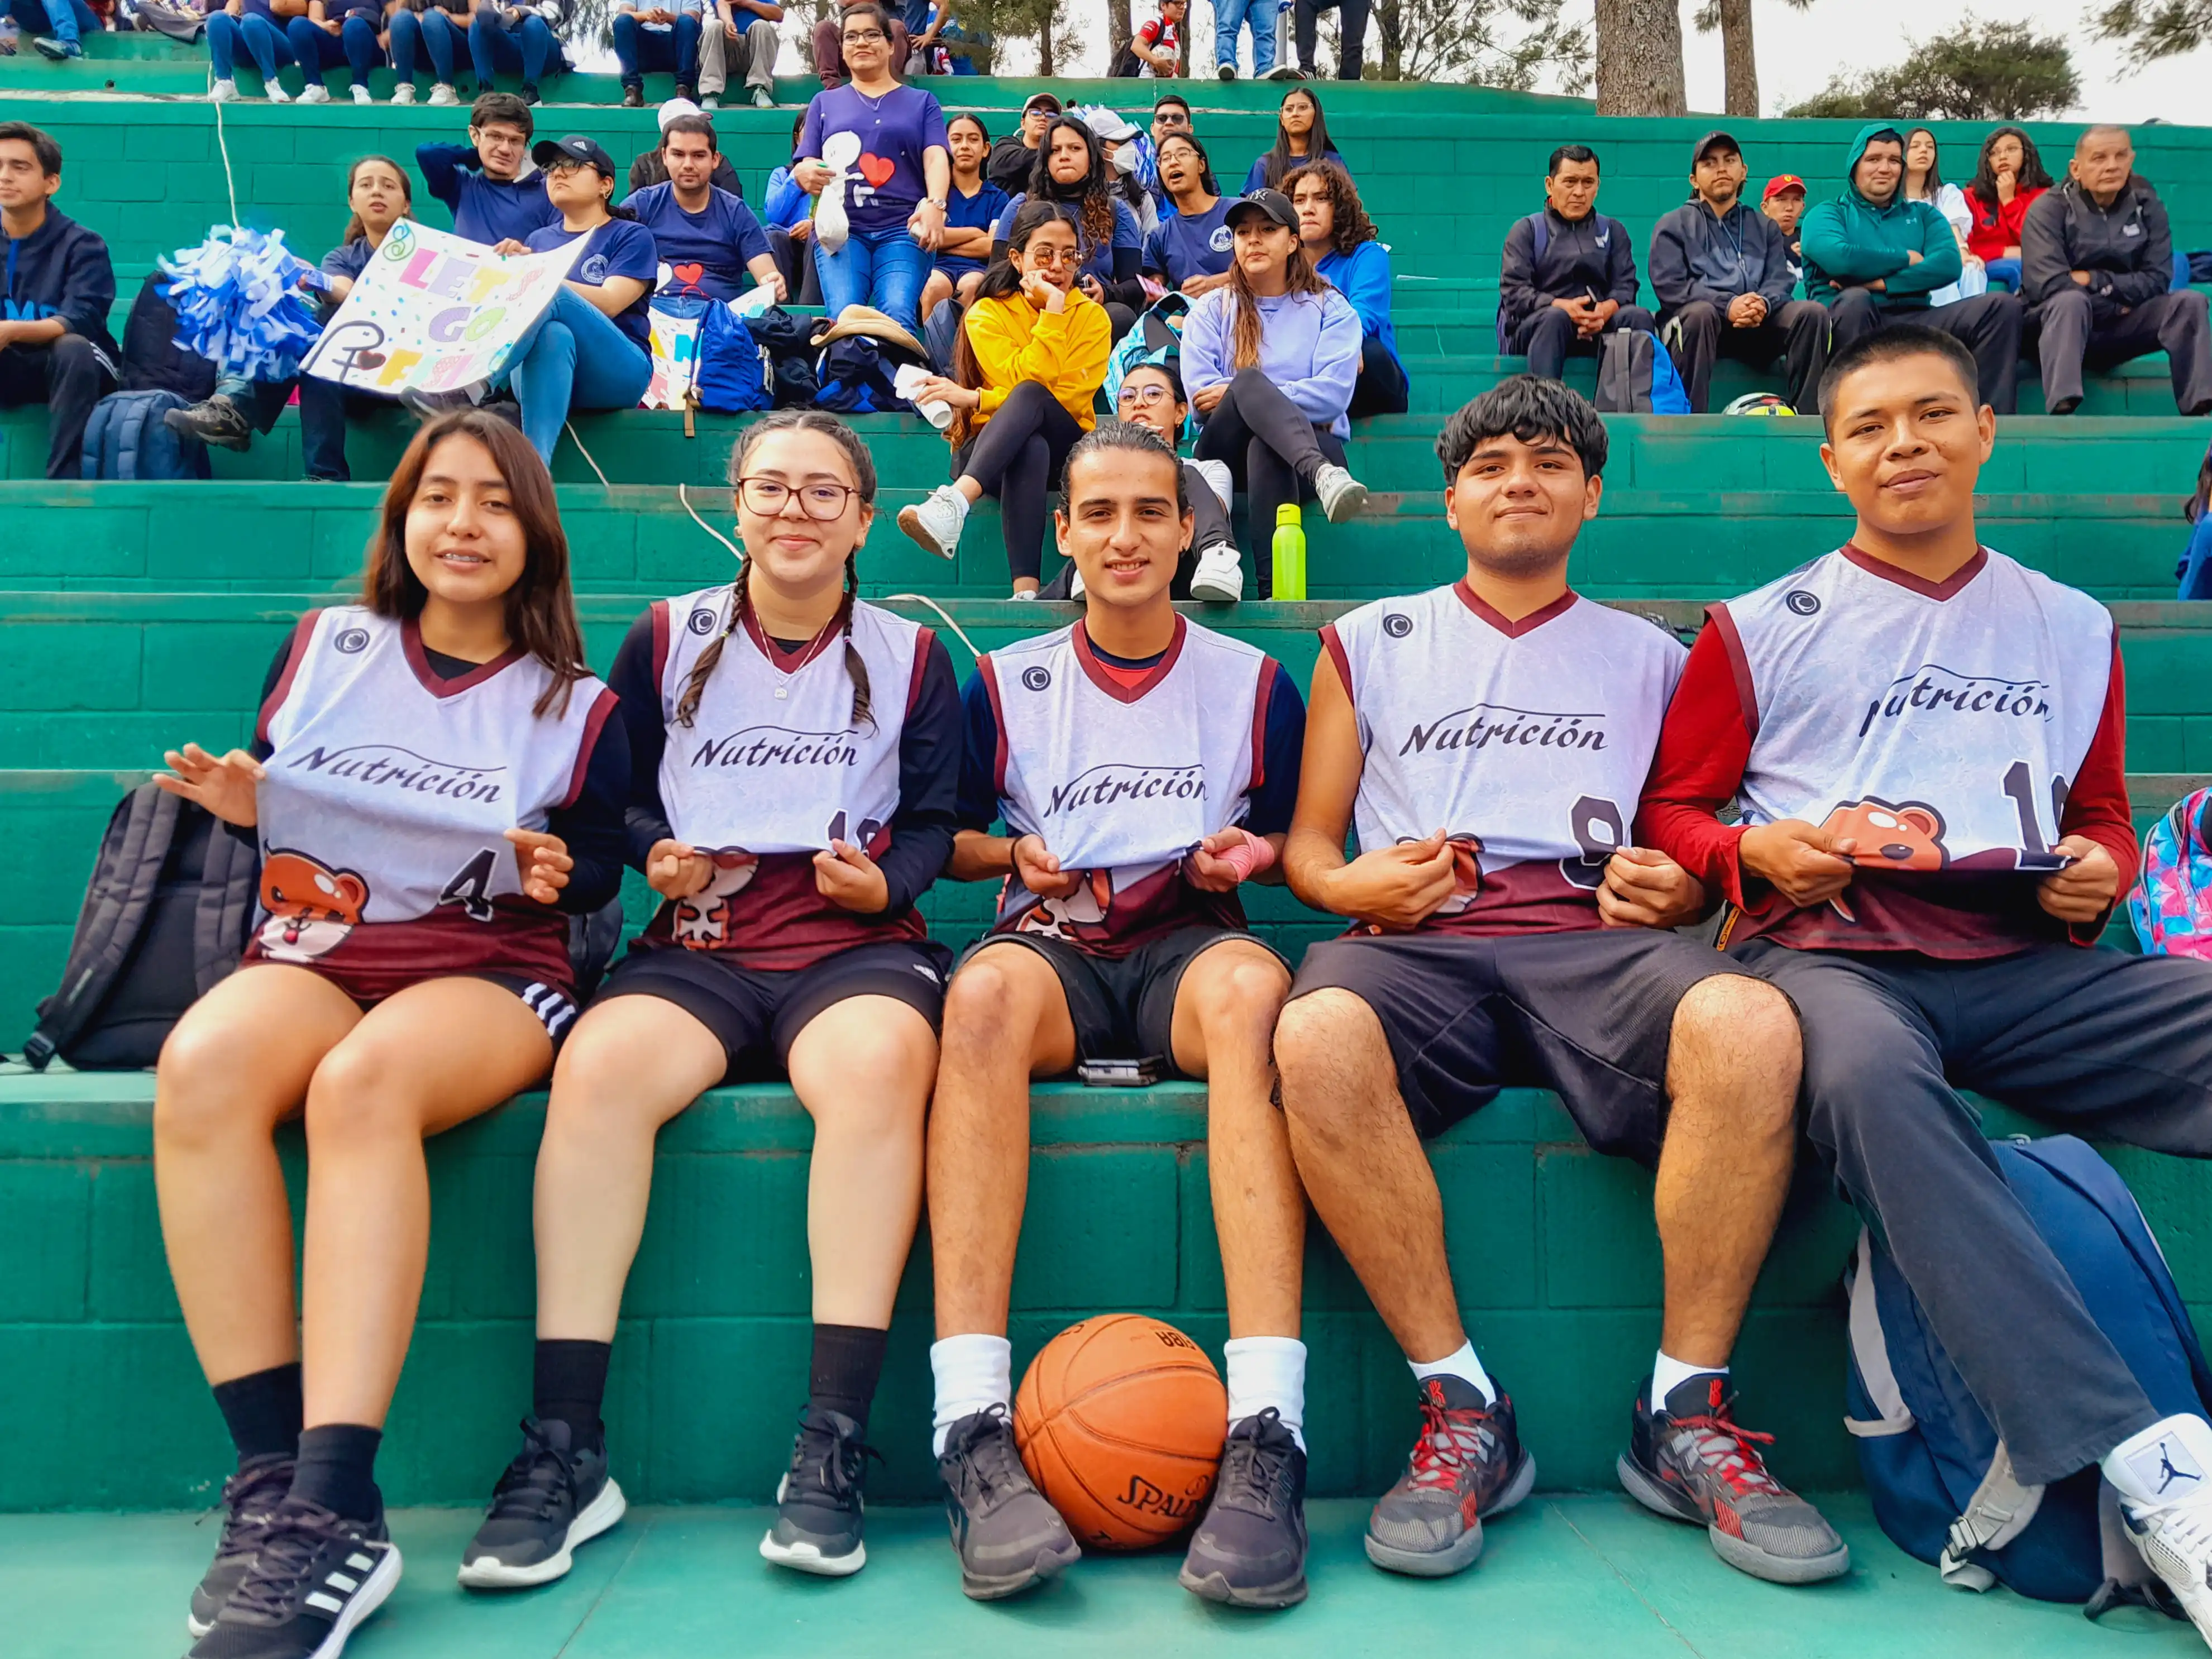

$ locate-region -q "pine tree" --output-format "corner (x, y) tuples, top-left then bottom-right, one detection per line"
(1594, 0), (1687, 114)
(1693, 0), (1814, 117)
(1783, 17), (2080, 121)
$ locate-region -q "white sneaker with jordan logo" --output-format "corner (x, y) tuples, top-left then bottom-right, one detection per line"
(2110, 1415), (2212, 1648)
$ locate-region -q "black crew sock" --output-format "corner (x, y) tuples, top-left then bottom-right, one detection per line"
(212, 1362), (304, 1465)
(288, 1424), (384, 1524)
(533, 1338), (613, 1448)
(809, 1324), (889, 1431)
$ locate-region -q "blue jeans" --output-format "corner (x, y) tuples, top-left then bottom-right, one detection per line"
(285, 13), (380, 87)
(1984, 256), (2022, 293)
(206, 11), (294, 80)
(9, 0), (98, 46)
(610, 10), (700, 86)
(469, 8), (561, 85)
(509, 288), (653, 463)
(811, 225), (930, 333)
(1212, 0), (1277, 73)
(388, 7), (462, 82)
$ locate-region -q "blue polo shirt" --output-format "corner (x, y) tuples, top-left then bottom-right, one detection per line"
(528, 217), (659, 350)
(624, 182), (771, 302)
(1141, 196), (1233, 289)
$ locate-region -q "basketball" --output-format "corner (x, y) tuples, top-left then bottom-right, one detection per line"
(1013, 1316), (1228, 1551)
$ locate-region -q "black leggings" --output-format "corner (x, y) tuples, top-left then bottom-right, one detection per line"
(1192, 368), (1345, 596)
(1348, 333), (1410, 417)
(954, 379), (1087, 584)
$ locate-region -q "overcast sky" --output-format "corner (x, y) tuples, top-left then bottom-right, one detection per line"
(1032, 1), (2204, 123)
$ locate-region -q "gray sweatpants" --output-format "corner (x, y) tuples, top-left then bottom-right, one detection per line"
(2034, 286), (2212, 415)
(696, 13), (777, 97)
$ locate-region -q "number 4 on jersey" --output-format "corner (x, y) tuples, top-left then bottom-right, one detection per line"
(437, 847), (500, 922)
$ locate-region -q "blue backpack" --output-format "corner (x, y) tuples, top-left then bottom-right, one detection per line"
(1845, 1134), (2212, 1613)
(651, 295), (770, 413)
(81, 389), (210, 481)
(1496, 213), (1549, 351)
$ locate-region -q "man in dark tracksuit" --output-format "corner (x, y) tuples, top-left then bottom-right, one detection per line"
(0, 121), (115, 480)
(2022, 124), (2212, 417)
(1498, 142), (1654, 381)
(1649, 131), (1828, 414)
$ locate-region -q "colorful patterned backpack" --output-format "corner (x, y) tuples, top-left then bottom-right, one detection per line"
(2129, 787), (2212, 957)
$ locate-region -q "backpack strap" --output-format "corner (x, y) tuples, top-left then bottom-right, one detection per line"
(193, 816), (261, 998)
(1937, 1441), (2044, 1591)
(1842, 1228), (1917, 1437)
(25, 782), (181, 1068)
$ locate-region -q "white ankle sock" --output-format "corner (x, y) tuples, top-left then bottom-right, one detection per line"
(1651, 1350), (1727, 1407)
(1224, 1336), (1307, 1451)
(1409, 1340), (1493, 1405)
(930, 1333), (1012, 1458)
(2105, 1414), (2212, 1505)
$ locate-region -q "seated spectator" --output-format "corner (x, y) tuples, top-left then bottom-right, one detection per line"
(697, 0), (781, 109)
(1498, 144), (1655, 383)
(1150, 91), (1192, 148)
(612, 0), (704, 107)
(2179, 438), (2212, 600)
(625, 114), (784, 303)
(1128, 0), (1182, 75)
(284, 0), (387, 104)
(1649, 131), (1827, 414)
(164, 154), (409, 481)
(1292, 0), (1367, 80)
(994, 116), (1143, 338)
(987, 90), (1058, 194)
(494, 136), (656, 462)
(1903, 126), (1980, 305)
(627, 97), (744, 194)
(1803, 123), (2022, 414)
(386, 0), (467, 104)
(813, 0), (906, 88)
(897, 202), (1111, 596)
(1760, 172), (1805, 291)
(761, 112), (824, 304)
(919, 112), (1008, 315)
(794, 2), (947, 331)
(1289, 156), (1406, 416)
(418, 91), (560, 243)
(1243, 86), (1345, 194)
(0, 121), (114, 479)
(1142, 132), (1232, 295)
(468, 0), (570, 107)
(206, 0), (300, 103)
(6, 0), (102, 60)
(1182, 188), (1368, 596)
(1963, 125), (2052, 294)
(2024, 125), (2211, 418)
(1212, 0), (1279, 79)
(1083, 106), (1158, 240)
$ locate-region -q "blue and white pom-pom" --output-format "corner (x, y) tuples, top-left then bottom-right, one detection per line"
(159, 226), (329, 383)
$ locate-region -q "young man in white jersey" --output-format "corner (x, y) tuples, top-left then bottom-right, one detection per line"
(1275, 376), (1848, 1588)
(1643, 325), (2212, 1638)
(927, 420), (1316, 1609)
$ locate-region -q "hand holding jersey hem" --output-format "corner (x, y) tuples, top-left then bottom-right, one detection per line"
(646, 838), (714, 901)
(1012, 833), (1081, 900)
(156, 743), (265, 827)
(1738, 819), (1857, 909)
(1597, 846), (1706, 930)
(1313, 829), (1459, 931)
(814, 838), (891, 914)
(1186, 826), (1279, 893)
(505, 826), (573, 905)
(2037, 834), (2119, 925)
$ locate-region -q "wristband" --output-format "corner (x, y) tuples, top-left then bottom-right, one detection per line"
(1212, 829), (1277, 883)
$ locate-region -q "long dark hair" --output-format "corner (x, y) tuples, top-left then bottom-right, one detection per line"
(950, 200), (1077, 448)
(1027, 115), (1116, 257)
(1967, 125), (2053, 207)
(340, 154), (413, 246)
(1257, 87), (1334, 192)
(1903, 127), (1946, 198)
(1155, 131), (1220, 200)
(1282, 157), (1373, 255)
(365, 409), (589, 718)
(1227, 218), (1330, 371)
(673, 412), (880, 732)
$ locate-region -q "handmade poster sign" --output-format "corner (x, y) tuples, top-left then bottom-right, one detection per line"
(301, 220), (582, 396)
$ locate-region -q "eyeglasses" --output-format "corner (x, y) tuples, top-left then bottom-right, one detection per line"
(1023, 245), (1080, 268)
(842, 27), (886, 42)
(1119, 384), (1175, 407)
(737, 477), (861, 519)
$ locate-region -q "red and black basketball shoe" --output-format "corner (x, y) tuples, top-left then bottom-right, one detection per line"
(1364, 1375), (1536, 1576)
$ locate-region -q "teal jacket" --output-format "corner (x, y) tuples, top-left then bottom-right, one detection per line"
(1799, 122), (1962, 308)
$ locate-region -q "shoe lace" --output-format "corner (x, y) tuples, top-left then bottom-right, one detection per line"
(1668, 1399), (1784, 1499)
(199, 1457), (294, 1561)
(224, 1502), (358, 1624)
(1406, 1394), (1497, 1493)
(1215, 1409), (1296, 1518)
(947, 1404), (1029, 1498)
(486, 1419), (580, 1524)
(789, 1408), (882, 1504)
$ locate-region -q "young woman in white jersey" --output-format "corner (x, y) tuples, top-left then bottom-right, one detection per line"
(461, 410), (962, 1589)
(157, 409), (627, 1659)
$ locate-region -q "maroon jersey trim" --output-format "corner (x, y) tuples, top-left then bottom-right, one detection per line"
(559, 684), (620, 810)
(1705, 601), (1761, 740)
(1073, 614), (1188, 703)
(1248, 656), (1278, 790)
(906, 626), (937, 715)
(740, 599), (842, 675)
(1318, 623), (1353, 713)
(257, 608), (323, 747)
(402, 616), (527, 697)
(1838, 543), (1989, 601)
(649, 597), (673, 691)
(979, 654), (1011, 796)
(1453, 581), (1579, 638)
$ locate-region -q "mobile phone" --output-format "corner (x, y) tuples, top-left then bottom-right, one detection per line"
(1077, 1056), (1164, 1088)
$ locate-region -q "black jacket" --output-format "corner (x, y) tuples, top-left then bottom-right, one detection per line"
(1647, 197), (1798, 319)
(1, 205), (116, 355)
(2020, 174), (2173, 317)
(987, 135), (1041, 195)
(1498, 207), (1640, 331)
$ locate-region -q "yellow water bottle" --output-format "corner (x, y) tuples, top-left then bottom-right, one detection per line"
(1272, 503), (1307, 602)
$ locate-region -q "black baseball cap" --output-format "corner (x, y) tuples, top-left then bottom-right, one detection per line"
(533, 135), (616, 179)
(1225, 189), (1297, 231)
(1692, 129), (1742, 165)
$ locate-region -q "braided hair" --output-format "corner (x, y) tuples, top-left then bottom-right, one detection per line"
(673, 411), (878, 733)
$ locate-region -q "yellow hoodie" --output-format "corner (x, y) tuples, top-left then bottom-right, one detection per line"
(961, 287), (1112, 432)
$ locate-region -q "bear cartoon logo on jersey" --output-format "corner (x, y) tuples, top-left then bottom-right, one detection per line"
(257, 849), (369, 962)
(1821, 797), (1949, 871)
(1014, 868), (1115, 943)
(672, 849), (761, 948)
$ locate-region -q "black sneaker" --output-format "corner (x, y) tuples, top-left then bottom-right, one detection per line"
(519, 80), (540, 105)
(189, 1455), (295, 1638)
(620, 82), (642, 106)
(1179, 1409), (1308, 1609)
(936, 1405), (1082, 1600)
(187, 1498), (399, 1659)
(1365, 1374), (1536, 1577)
(457, 1417), (626, 1590)
(760, 1405), (880, 1576)
(1618, 1374), (1849, 1584)
(165, 395), (256, 452)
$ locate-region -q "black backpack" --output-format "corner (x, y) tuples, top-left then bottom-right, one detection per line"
(25, 783), (259, 1070)
(744, 305), (820, 409)
(121, 273), (219, 401)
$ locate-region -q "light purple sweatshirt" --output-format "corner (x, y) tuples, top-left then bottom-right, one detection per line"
(1181, 283), (1363, 439)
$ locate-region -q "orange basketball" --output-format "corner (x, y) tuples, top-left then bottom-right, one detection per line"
(1013, 1315), (1227, 1551)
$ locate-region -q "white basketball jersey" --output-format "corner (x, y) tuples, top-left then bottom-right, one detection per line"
(985, 616), (1272, 940)
(256, 608), (613, 946)
(1718, 547), (2113, 873)
(1326, 584), (1685, 933)
(653, 586), (921, 855)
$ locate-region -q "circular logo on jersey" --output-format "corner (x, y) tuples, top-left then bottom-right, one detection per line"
(334, 628), (370, 654)
(1208, 224), (1234, 254)
(1021, 666), (1052, 692)
(687, 606), (718, 635)
(1785, 590), (1821, 616)
(1382, 612), (1413, 639)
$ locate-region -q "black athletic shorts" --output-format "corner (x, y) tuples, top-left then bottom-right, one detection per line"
(1287, 928), (1743, 1163)
(472, 972), (583, 1044)
(966, 925), (1287, 1077)
(595, 937), (955, 1081)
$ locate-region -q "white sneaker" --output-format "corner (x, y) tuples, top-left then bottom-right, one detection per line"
(1216, 61), (1235, 79)
(1188, 543), (1244, 603)
(751, 86), (773, 108)
(1265, 62), (1305, 79)
(1312, 462), (1368, 524)
(896, 484), (968, 560)
(350, 83), (372, 104)
(428, 81), (458, 105)
(209, 77), (237, 102)
(1011, 589), (1038, 601)
(265, 80), (292, 103)
(1190, 457), (1233, 514)
(700, 92), (720, 108)
(2114, 1417), (2212, 1646)
(390, 80), (415, 103)
(299, 82), (329, 103)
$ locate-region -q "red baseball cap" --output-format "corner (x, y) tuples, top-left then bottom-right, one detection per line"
(1762, 174), (1807, 201)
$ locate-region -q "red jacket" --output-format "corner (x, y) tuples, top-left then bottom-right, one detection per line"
(1962, 184), (2044, 262)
